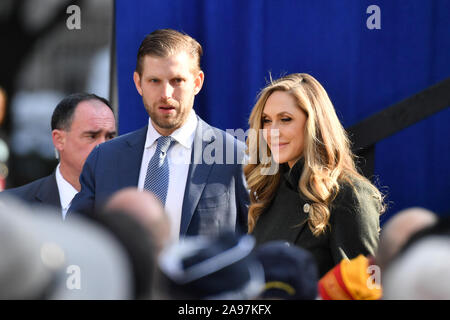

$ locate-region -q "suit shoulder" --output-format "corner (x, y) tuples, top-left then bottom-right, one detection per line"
(1, 175), (52, 200)
(209, 125), (246, 150)
(206, 126), (247, 166)
(96, 126), (147, 152)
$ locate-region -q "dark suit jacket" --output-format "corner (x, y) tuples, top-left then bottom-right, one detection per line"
(252, 161), (381, 277)
(1, 172), (61, 208)
(69, 117), (249, 237)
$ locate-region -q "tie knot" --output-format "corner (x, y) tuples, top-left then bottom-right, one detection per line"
(156, 136), (173, 153)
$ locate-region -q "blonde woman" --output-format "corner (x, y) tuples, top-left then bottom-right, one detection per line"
(245, 73), (384, 276)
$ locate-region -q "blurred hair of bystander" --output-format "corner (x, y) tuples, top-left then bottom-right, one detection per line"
(0, 195), (133, 299)
(103, 187), (171, 255)
(253, 241), (319, 300)
(157, 232), (265, 300)
(376, 207), (437, 270)
(383, 236), (450, 300)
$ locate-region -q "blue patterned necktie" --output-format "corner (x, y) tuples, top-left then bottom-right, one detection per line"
(144, 136), (173, 205)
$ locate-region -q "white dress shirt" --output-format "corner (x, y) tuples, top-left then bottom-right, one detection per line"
(138, 110), (198, 242)
(55, 164), (79, 220)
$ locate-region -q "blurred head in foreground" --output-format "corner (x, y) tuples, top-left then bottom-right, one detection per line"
(104, 187), (171, 254)
(254, 241), (318, 300)
(0, 196), (132, 299)
(157, 232), (265, 299)
(376, 207), (437, 270)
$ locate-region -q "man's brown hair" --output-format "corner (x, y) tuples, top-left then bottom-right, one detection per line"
(135, 29), (203, 75)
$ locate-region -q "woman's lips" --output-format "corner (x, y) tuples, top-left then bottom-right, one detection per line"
(271, 142), (288, 149)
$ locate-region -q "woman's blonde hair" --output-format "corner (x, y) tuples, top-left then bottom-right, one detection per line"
(245, 73), (384, 236)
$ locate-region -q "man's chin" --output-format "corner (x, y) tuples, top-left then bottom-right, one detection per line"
(152, 118), (182, 131)
(148, 110), (187, 132)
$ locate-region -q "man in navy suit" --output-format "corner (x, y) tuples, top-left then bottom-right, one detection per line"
(2, 93), (116, 218)
(70, 29), (249, 240)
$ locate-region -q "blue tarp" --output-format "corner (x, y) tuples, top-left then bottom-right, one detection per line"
(115, 0), (450, 222)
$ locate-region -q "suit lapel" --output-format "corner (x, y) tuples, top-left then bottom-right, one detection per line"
(179, 118), (215, 236)
(118, 126), (148, 187)
(35, 173), (61, 208)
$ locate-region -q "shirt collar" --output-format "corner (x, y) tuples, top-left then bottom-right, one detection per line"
(55, 164), (79, 211)
(145, 109), (198, 149)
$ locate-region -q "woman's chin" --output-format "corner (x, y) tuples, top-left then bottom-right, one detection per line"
(271, 156), (286, 165)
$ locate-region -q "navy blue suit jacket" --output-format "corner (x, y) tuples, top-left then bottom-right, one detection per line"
(1, 172), (61, 209)
(69, 117), (249, 236)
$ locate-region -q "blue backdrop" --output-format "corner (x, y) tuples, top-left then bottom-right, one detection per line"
(115, 0), (450, 223)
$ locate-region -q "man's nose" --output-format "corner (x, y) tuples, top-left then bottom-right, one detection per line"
(161, 82), (174, 100)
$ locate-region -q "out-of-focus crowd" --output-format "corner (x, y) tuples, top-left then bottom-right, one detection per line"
(1, 193), (447, 300)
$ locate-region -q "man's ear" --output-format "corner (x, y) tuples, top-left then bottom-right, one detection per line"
(194, 70), (204, 95)
(133, 71), (143, 96)
(52, 129), (65, 152)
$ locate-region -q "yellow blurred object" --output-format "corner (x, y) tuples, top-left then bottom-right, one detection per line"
(318, 254), (382, 300)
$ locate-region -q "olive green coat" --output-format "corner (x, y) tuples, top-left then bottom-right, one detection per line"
(252, 161), (381, 277)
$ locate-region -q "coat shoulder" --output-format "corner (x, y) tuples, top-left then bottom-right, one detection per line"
(1, 175), (52, 201)
(95, 126), (147, 154)
(333, 179), (380, 212)
(330, 178), (381, 235)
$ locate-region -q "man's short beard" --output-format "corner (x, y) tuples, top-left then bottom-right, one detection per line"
(152, 115), (182, 129)
(146, 105), (187, 130)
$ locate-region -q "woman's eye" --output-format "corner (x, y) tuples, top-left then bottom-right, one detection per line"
(262, 118), (271, 124)
(281, 117), (292, 122)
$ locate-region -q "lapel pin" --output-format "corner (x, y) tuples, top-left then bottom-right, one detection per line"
(303, 203), (310, 213)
